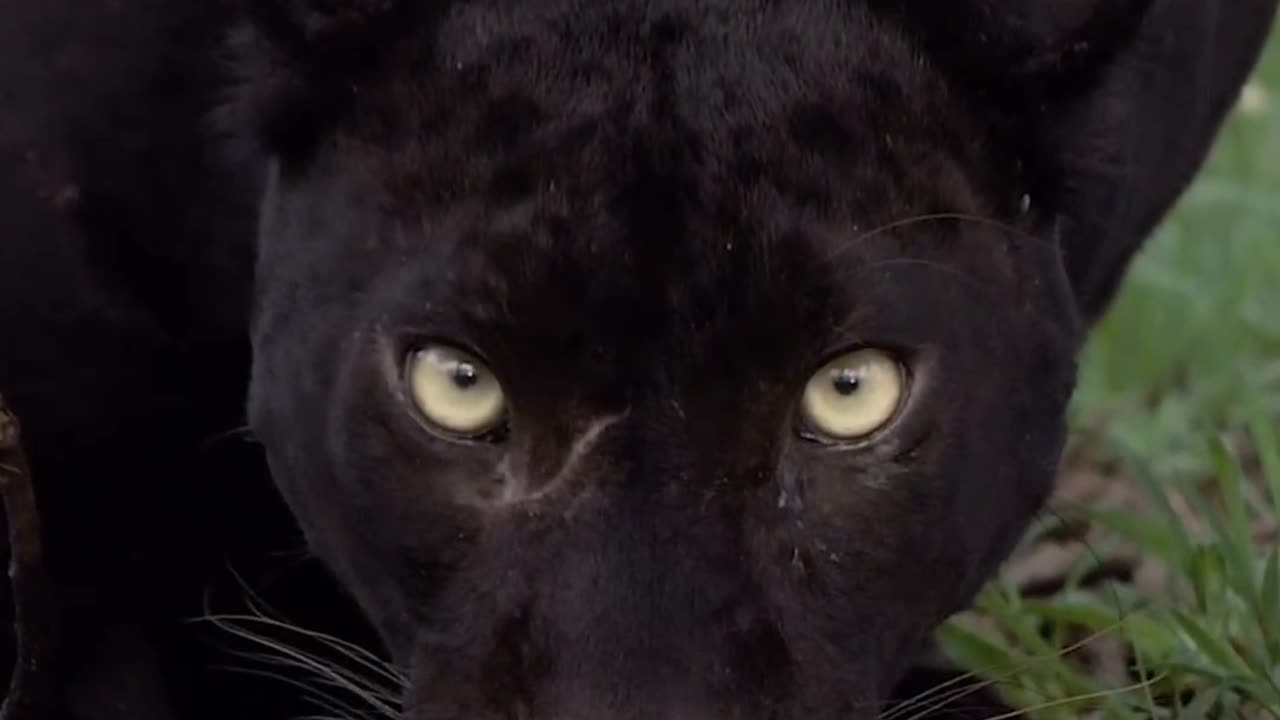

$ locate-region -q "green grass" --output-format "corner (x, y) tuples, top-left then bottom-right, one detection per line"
(933, 24), (1280, 720)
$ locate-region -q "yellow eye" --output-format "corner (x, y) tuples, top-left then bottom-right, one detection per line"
(408, 344), (506, 436)
(800, 348), (904, 440)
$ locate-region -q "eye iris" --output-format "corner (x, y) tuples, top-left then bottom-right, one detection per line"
(799, 348), (904, 441)
(408, 345), (507, 437)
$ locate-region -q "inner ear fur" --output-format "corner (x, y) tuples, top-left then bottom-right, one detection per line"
(867, 1), (1158, 224)
(869, 0), (1156, 106)
(219, 0), (443, 166)
(245, 0), (407, 65)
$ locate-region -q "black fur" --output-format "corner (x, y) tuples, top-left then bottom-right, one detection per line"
(1, 1), (1275, 719)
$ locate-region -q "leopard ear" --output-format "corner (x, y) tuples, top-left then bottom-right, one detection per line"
(219, 0), (440, 166)
(873, 0), (1156, 106)
(244, 0), (409, 65)
(1000, 0), (1157, 104)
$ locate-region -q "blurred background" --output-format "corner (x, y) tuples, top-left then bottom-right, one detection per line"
(931, 21), (1280, 720)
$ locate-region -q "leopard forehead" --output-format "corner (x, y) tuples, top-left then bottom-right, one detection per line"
(271, 0), (1025, 334)
(328, 0), (999, 221)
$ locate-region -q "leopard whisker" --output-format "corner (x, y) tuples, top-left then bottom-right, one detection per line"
(976, 672), (1167, 720)
(881, 616), (1131, 720)
(200, 615), (403, 716)
(210, 662), (383, 720)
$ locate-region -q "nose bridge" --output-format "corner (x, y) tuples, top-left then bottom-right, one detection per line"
(497, 410), (628, 504)
(442, 403), (796, 718)
(639, 397), (780, 494)
(542, 410), (630, 494)
(522, 476), (797, 720)
(617, 384), (777, 475)
(515, 396), (769, 618)
(539, 500), (740, 703)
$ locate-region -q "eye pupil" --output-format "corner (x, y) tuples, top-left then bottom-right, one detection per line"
(832, 369), (861, 396)
(451, 362), (479, 389)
